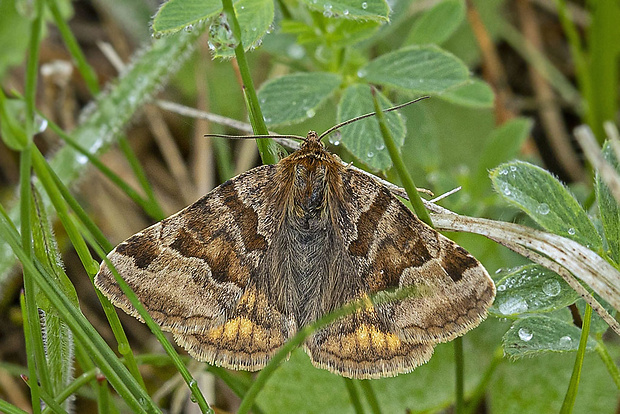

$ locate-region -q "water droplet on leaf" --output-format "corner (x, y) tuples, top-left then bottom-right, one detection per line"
(559, 335), (572, 348)
(542, 279), (561, 297)
(518, 327), (533, 341)
(536, 203), (550, 215)
(498, 296), (528, 315)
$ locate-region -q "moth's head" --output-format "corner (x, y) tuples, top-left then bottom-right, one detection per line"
(301, 130), (324, 150)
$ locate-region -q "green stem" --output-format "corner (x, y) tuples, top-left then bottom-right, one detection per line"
(555, 0), (592, 127)
(21, 2), (45, 406)
(561, 304), (593, 413)
(46, 0), (100, 95)
(20, 289), (42, 414)
(0, 400), (29, 414)
(359, 380), (382, 414)
(370, 90), (433, 227)
(31, 148), (99, 275)
(454, 336), (464, 414)
(595, 339), (620, 390)
(343, 379), (365, 414)
(220, 0), (278, 165)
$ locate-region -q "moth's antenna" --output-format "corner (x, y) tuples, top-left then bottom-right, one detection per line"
(204, 133), (305, 140)
(318, 96), (430, 140)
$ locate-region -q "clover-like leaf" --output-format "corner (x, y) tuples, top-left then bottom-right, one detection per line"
(490, 161), (602, 250)
(490, 265), (580, 318)
(301, 0), (389, 21)
(152, 0), (222, 34)
(337, 84), (406, 171)
(438, 79), (494, 108)
(503, 315), (596, 359)
(258, 72), (342, 126)
(405, 0), (465, 46)
(359, 45), (469, 94)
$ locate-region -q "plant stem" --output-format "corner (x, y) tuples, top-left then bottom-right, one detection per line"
(454, 336), (464, 414)
(343, 379), (365, 414)
(595, 339), (620, 390)
(561, 304), (593, 413)
(220, 0), (278, 165)
(359, 380), (382, 414)
(370, 90), (433, 227)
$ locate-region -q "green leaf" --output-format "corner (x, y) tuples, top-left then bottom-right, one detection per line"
(153, 0), (273, 57)
(438, 79), (495, 108)
(490, 161), (602, 250)
(359, 45), (469, 94)
(473, 117), (532, 189)
(152, 0), (222, 34)
(0, 0), (30, 78)
(405, 0), (465, 46)
(596, 140), (620, 263)
(502, 315), (596, 359)
(337, 84), (406, 171)
(490, 265), (580, 318)
(211, 0), (275, 58)
(257, 72), (341, 126)
(301, 0), (389, 21)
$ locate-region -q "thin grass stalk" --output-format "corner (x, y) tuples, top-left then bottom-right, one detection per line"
(359, 380), (381, 414)
(220, 0), (278, 165)
(561, 304), (593, 413)
(343, 378), (365, 414)
(46, 0), (100, 95)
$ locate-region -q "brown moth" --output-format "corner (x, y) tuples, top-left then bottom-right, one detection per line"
(95, 128), (495, 379)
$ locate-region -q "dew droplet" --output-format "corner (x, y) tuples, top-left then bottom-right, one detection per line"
(498, 296), (528, 315)
(185, 24), (194, 32)
(536, 203), (550, 215)
(152, 32), (162, 39)
(542, 279), (561, 297)
(497, 284), (506, 292)
(357, 68), (367, 78)
(518, 327), (533, 341)
(118, 343), (131, 355)
(34, 115), (48, 134)
(306, 108), (316, 118)
(510, 165), (517, 172)
(367, 151), (374, 158)
(361, 1), (368, 9)
(328, 132), (341, 146)
(499, 168), (508, 175)
(375, 142), (385, 150)
(559, 335), (572, 348)
(567, 227), (576, 235)
(343, 9), (350, 15)
(188, 379), (197, 388)
(500, 183), (512, 196)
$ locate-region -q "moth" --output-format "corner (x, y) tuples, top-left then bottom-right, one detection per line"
(95, 113), (496, 379)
